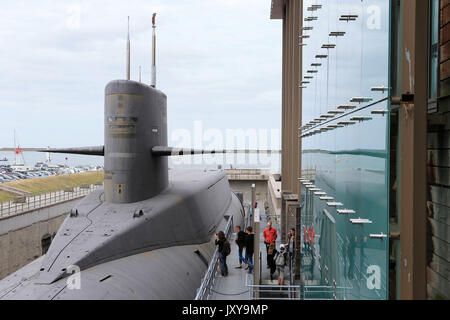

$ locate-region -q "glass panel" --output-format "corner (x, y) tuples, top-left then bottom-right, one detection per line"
(300, 0), (390, 300)
(429, 0), (439, 100)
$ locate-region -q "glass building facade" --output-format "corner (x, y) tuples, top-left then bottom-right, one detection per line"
(299, 0), (391, 300)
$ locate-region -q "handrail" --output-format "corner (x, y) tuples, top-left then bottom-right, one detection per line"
(245, 273), (301, 300)
(195, 214), (234, 300)
(0, 184), (103, 219)
(301, 284), (354, 300)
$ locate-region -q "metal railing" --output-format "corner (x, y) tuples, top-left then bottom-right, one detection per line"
(245, 274), (301, 300)
(288, 256), (295, 291)
(246, 277), (351, 301)
(0, 184), (103, 219)
(195, 214), (235, 300)
(302, 285), (353, 300)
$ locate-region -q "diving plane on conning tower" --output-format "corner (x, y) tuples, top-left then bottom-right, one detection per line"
(0, 15), (274, 300)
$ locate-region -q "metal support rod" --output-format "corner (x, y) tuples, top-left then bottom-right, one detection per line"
(251, 184), (255, 228)
(253, 221), (261, 299)
(126, 16), (131, 80)
(151, 13), (157, 87)
(251, 182), (258, 298)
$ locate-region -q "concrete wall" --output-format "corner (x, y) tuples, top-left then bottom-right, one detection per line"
(425, 0), (450, 300)
(229, 180), (268, 209)
(226, 170), (271, 210)
(0, 199), (80, 280)
(227, 170), (281, 216)
(267, 175), (282, 216)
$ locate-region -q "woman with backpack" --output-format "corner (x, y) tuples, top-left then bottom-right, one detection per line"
(274, 244), (288, 290)
(215, 231), (230, 277)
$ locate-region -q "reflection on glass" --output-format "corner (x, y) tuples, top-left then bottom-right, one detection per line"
(300, 0), (390, 300)
(429, 0), (439, 100)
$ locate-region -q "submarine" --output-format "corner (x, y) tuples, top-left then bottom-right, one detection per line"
(0, 15), (262, 300)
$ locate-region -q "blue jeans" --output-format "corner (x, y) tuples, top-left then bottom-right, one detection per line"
(218, 253), (228, 276)
(238, 247), (245, 265)
(245, 251), (254, 264)
(243, 252), (254, 272)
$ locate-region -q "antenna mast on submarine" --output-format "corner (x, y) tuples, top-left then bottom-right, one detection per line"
(126, 16), (131, 80)
(151, 13), (157, 88)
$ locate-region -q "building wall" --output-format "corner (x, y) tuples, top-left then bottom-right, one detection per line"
(0, 199), (81, 280)
(228, 180), (269, 208)
(267, 175), (282, 216)
(272, 0), (447, 300)
(426, 0), (450, 299)
(0, 214), (67, 280)
(427, 118), (450, 299)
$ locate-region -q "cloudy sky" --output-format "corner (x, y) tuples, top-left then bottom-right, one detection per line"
(0, 0), (282, 149)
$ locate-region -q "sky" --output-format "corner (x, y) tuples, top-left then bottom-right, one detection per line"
(302, 0), (390, 152)
(0, 0), (282, 150)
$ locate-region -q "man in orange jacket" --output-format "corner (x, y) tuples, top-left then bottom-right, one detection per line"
(263, 221), (278, 268)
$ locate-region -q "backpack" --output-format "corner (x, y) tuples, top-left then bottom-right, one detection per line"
(275, 251), (286, 267)
(224, 241), (231, 256)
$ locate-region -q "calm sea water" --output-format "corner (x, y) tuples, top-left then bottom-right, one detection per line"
(1, 151), (281, 173)
(1, 151), (103, 168)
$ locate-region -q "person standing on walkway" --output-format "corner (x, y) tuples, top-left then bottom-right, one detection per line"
(234, 226), (247, 269)
(287, 228), (295, 267)
(243, 226), (254, 274)
(274, 244), (288, 290)
(267, 242), (277, 281)
(215, 231), (230, 277)
(263, 221), (277, 267)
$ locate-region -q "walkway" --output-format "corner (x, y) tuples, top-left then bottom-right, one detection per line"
(209, 201), (284, 300)
(260, 210), (283, 284)
(207, 230), (253, 300)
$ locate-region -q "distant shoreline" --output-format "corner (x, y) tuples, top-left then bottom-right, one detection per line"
(0, 148), (41, 151)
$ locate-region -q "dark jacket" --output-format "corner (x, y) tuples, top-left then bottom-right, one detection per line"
(268, 248), (278, 275)
(245, 234), (254, 255)
(215, 238), (226, 255)
(236, 230), (247, 248)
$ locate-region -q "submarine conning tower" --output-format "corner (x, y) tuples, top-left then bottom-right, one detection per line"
(104, 80), (168, 203)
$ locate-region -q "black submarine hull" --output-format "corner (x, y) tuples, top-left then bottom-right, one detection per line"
(0, 170), (245, 299)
